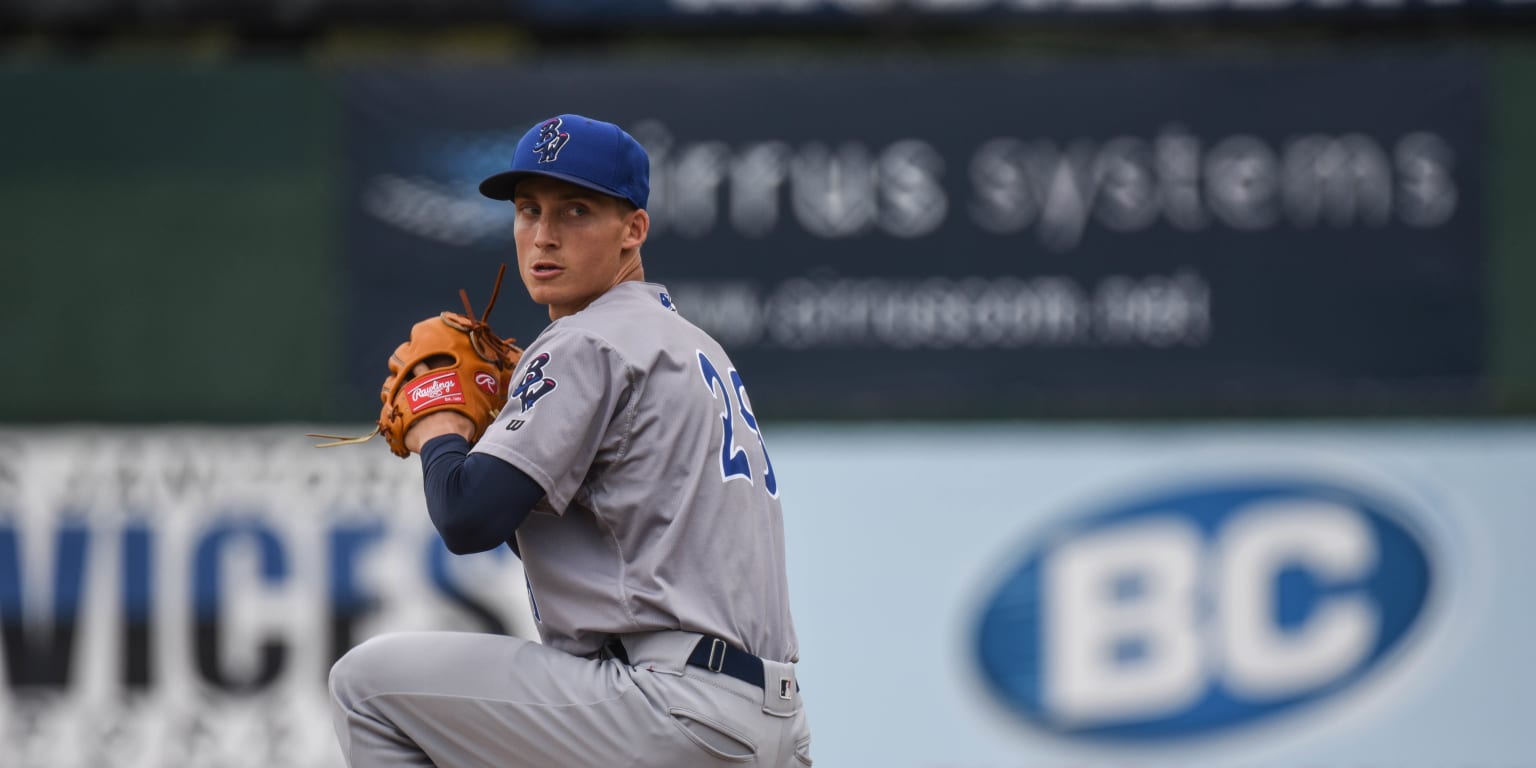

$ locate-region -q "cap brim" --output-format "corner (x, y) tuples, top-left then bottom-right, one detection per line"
(478, 169), (632, 204)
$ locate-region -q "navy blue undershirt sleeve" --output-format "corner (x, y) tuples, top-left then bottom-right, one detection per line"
(419, 433), (546, 555)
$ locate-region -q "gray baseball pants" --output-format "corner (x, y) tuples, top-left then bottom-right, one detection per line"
(329, 629), (812, 767)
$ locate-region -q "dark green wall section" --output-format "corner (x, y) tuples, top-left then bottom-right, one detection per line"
(1, 61), (341, 422)
(1492, 46), (1536, 412)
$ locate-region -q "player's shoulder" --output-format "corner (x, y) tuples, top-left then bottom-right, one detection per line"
(562, 282), (700, 345)
(521, 283), (689, 363)
(579, 281), (682, 323)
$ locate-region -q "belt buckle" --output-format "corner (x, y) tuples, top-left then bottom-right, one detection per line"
(706, 638), (727, 673)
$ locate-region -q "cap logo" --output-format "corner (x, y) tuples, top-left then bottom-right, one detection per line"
(532, 118), (570, 163)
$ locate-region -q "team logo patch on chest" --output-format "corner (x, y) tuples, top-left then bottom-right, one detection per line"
(512, 352), (558, 412)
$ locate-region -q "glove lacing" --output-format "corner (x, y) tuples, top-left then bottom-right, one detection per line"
(443, 263), (518, 368)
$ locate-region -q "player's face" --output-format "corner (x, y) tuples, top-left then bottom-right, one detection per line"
(512, 176), (649, 320)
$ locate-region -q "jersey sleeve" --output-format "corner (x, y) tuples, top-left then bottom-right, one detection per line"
(470, 325), (633, 514)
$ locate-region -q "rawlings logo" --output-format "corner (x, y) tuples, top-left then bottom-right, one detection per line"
(512, 352), (558, 412)
(411, 380), (455, 401)
(407, 371), (465, 413)
(532, 118), (570, 164)
(474, 371), (499, 395)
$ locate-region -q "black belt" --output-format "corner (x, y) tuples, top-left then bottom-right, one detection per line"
(604, 634), (769, 690)
(686, 635), (766, 689)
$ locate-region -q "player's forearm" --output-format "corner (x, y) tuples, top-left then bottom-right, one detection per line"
(420, 434), (543, 554)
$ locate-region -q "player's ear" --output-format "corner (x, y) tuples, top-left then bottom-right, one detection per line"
(621, 208), (649, 250)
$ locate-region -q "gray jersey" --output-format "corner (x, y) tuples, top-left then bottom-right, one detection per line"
(472, 281), (799, 663)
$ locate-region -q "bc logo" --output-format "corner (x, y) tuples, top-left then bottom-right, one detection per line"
(512, 352), (557, 412)
(974, 478), (1435, 741)
(532, 118), (570, 164)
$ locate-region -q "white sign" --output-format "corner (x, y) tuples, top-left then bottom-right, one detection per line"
(1, 423), (1532, 767)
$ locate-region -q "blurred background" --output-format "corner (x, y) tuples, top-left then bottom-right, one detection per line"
(2, 1), (1534, 766)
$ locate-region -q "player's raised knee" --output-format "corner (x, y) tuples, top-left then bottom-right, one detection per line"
(329, 632), (433, 706)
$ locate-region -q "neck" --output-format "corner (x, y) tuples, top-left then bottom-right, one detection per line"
(610, 251), (645, 288)
(547, 251), (645, 321)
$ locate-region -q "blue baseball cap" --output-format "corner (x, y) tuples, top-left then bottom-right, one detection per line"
(478, 114), (650, 210)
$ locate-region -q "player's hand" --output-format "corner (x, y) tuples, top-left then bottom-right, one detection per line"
(404, 410), (476, 454)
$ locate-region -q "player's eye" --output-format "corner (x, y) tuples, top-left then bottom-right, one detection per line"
(565, 203), (588, 217)
(515, 203), (540, 217)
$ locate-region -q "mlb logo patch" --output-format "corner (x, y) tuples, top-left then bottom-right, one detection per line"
(407, 371), (465, 413)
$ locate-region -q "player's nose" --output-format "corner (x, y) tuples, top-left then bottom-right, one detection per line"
(531, 216), (558, 249)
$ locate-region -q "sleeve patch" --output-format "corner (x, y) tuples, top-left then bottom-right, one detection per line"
(512, 351), (559, 412)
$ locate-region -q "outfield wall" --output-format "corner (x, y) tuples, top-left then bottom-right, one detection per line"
(0, 422), (1530, 767)
(4, 46), (1535, 421)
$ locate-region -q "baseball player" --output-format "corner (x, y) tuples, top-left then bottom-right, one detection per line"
(328, 114), (812, 767)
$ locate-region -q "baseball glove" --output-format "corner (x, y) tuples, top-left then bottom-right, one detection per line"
(309, 265), (523, 457)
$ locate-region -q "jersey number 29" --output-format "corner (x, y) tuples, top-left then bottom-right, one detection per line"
(697, 351), (778, 498)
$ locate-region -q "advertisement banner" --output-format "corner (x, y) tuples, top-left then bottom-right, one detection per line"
(1, 423), (1532, 767)
(343, 51), (1487, 419)
(0, 430), (533, 768)
(775, 421), (1534, 767)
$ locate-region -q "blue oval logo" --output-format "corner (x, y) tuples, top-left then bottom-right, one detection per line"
(974, 478), (1435, 741)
